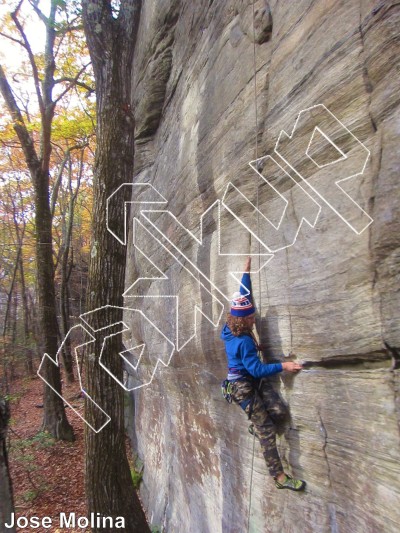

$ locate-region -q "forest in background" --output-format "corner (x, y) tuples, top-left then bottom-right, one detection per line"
(0, 1), (152, 532)
(0, 0), (94, 385)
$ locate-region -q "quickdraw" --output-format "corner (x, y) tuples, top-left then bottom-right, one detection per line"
(221, 379), (234, 403)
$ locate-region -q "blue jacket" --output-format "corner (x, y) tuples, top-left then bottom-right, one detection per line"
(221, 273), (283, 379)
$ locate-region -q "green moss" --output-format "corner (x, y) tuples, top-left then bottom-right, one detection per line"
(30, 431), (56, 448)
(130, 466), (143, 489)
(22, 489), (38, 502)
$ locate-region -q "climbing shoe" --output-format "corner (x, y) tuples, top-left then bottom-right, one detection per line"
(248, 423), (255, 436)
(275, 474), (306, 491)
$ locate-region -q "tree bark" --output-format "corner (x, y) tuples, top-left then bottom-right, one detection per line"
(82, 1), (150, 531)
(34, 165), (74, 440)
(0, 397), (16, 533)
(18, 257), (34, 375)
(2, 246), (21, 339)
(59, 155), (82, 383)
(11, 179), (30, 354)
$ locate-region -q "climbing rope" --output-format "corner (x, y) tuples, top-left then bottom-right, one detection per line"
(247, 2), (260, 531)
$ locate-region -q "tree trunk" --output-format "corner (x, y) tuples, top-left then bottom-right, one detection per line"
(2, 246), (21, 338)
(0, 397), (16, 533)
(11, 290), (17, 345)
(60, 247), (75, 383)
(18, 258), (34, 375)
(82, 1), (150, 531)
(34, 167), (74, 441)
(59, 157), (81, 384)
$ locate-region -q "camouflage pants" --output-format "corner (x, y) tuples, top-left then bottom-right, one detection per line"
(230, 377), (287, 478)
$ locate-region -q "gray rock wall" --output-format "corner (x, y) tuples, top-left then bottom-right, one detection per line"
(124, 1), (400, 531)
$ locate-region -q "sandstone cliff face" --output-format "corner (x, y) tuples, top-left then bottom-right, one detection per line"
(124, 1), (400, 532)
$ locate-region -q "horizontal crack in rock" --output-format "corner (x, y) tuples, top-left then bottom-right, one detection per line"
(302, 350), (391, 370)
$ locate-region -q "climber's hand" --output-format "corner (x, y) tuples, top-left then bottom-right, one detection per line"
(244, 256), (251, 272)
(282, 361), (303, 373)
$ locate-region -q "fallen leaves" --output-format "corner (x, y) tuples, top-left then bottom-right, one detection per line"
(8, 375), (86, 533)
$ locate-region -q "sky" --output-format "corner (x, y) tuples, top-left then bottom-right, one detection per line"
(0, 0), (50, 63)
(0, 1), (47, 126)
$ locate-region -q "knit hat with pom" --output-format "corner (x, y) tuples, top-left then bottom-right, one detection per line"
(230, 291), (256, 317)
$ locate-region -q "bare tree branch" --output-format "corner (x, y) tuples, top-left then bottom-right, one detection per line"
(59, 79), (95, 95)
(54, 62), (94, 97)
(10, 3), (44, 116)
(0, 31), (26, 48)
(28, 0), (49, 25)
(53, 22), (67, 61)
(0, 64), (40, 178)
(42, 0), (57, 105)
(53, 69), (93, 104)
(56, 24), (84, 36)
(39, 0), (58, 175)
(50, 143), (89, 217)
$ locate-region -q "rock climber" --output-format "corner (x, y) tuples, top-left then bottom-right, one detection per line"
(220, 256), (306, 491)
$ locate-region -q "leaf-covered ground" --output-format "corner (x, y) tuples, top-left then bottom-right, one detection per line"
(8, 376), (86, 533)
